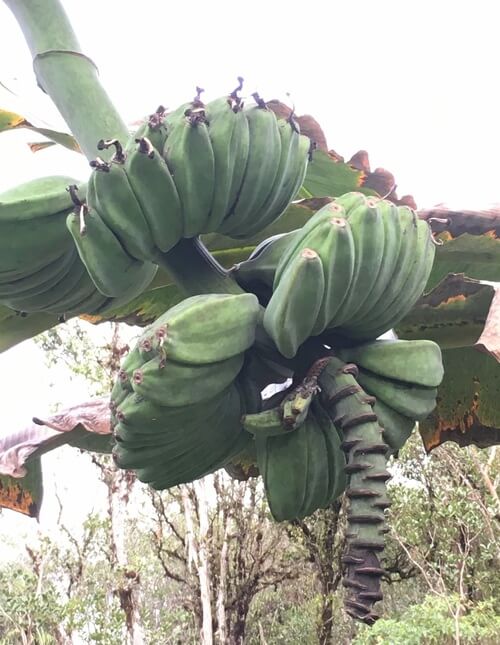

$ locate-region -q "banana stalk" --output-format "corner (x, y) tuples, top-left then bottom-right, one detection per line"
(4, 0), (129, 161)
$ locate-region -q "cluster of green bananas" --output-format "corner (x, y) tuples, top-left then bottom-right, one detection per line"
(337, 338), (444, 453)
(243, 382), (346, 521)
(0, 176), (154, 316)
(234, 192), (435, 358)
(66, 85), (310, 302)
(109, 293), (261, 488)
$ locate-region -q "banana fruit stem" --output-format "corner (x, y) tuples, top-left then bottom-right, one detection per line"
(155, 237), (246, 297)
(319, 356), (390, 625)
(5, 0), (129, 161)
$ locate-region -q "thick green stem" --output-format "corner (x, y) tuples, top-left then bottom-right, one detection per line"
(155, 237), (246, 297)
(4, 0), (128, 161)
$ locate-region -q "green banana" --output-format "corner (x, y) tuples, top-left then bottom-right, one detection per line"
(372, 399), (416, 454)
(141, 293), (260, 365)
(237, 116), (310, 237)
(0, 248), (75, 298)
(256, 423), (309, 521)
(66, 206), (157, 299)
(351, 216), (435, 339)
(232, 231), (299, 295)
(311, 398), (347, 503)
(264, 248), (325, 358)
(344, 199), (403, 323)
(327, 197), (385, 328)
(219, 94), (281, 238)
(133, 384), (249, 488)
(88, 157), (156, 261)
(297, 415), (330, 517)
(299, 216), (356, 334)
(204, 89), (249, 232)
(274, 193), (370, 285)
(131, 353), (245, 407)
(163, 106), (215, 237)
(342, 207), (433, 339)
(131, 105), (169, 153)
(124, 137), (183, 253)
(114, 387), (227, 438)
(337, 339), (444, 387)
(1, 246), (85, 313)
(0, 175), (82, 221)
(0, 177), (79, 275)
(356, 368), (438, 420)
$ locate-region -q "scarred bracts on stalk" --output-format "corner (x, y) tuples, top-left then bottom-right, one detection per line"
(318, 356), (391, 625)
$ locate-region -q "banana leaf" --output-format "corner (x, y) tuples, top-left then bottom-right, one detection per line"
(0, 458), (43, 519)
(420, 346), (500, 451)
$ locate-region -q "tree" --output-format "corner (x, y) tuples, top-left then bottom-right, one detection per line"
(0, 0), (499, 632)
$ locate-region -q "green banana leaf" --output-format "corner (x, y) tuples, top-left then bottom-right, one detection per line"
(396, 275), (497, 349)
(420, 346), (500, 451)
(421, 207), (500, 290)
(0, 399), (114, 515)
(0, 107), (81, 152)
(0, 457), (43, 519)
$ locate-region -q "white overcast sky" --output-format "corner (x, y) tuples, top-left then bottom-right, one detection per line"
(0, 0), (499, 539)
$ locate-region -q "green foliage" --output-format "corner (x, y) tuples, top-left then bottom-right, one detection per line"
(35, 319), (114, 396)
(353, 595), (500, 645)
(0, 566), (63, 644)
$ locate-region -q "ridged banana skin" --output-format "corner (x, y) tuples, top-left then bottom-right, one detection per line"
(328, 198), (385, 328)
(124, 139), (183, 253)
(89, 163), (156, 261)
(233, 231), (299, 295)
(346, 199), (403, 324)
(135, 385), (249, 488)
(203, 97), (247, 233)
(66, 208), (157, 299)
(1, 246), (82, 312)
(356, 368), (438, 421)
(352, 217), (436, 339)
(341, 206), (421, 338)
(0, 175), (83, 221)
(132, 353), (244, 408)
(113, 386), (242, 471)
(373, 399), (416, 454)
(0, 207), (73, 276)
(312, 399), (347, 503)
(237, 119), (310, 237)
(163, 115), (215, 237)
(302, 217), (356, 335)
(219, 103), (281, 238)
(146, 293), (259, 365)
(257, 424), (308, 522)
(297, 416), (330, 518)
(337, 339), (444, 387)
(264, 248), (325, 358)
(0, 248), (74, 298)
(115, 388), (227, 439)
(273, 200), (348, 285)
(147, 431), (250, 491)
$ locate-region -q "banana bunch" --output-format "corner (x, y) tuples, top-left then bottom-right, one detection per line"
(262, 193), (436, 358)
(243, 394), (346, 521)
(110, 293), (261, 488)
(337, 338), (444, 452)
(161, 87), (310, 239)
(0, 176), (148, 316)
(68, 85), (310, 282)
